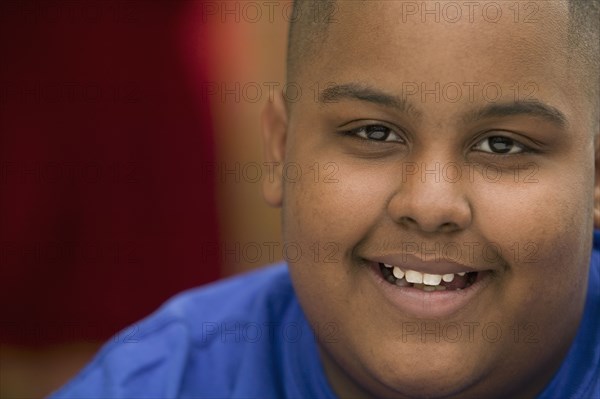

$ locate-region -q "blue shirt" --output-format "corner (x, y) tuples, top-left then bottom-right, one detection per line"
(51, 234), (600, 398)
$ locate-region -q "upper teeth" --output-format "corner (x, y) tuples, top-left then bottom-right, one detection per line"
(423, 273), (442, 285)
(392, 267), (405, 279)
(383, 264), (466, 287)
(405, 270), (423, 284)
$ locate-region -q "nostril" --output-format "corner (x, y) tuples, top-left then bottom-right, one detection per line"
(439, 222), (459, 232)
(398, 216), (418, 226)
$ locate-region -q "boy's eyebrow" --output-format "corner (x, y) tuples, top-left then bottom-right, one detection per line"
(318, 83), (568, 128)
(318, 83), (421, 118)
(464, 100), (568, 128)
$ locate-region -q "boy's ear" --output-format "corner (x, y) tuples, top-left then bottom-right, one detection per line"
(260, 91), (288, 207)
(595, 134), (600, 228)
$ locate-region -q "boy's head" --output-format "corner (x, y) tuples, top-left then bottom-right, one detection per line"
(262, 1), (599, 397)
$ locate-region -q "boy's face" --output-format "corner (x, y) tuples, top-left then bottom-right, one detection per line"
(263, 1), (599, 398)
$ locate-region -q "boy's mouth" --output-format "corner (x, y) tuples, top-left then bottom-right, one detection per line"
(366, 258), (496, 318)
(378, 262), (482, 292)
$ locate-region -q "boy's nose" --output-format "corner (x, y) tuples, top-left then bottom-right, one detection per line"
(387, 161), (473, 234)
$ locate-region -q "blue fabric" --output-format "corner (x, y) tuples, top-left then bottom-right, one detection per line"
(51, 233), (600, 398)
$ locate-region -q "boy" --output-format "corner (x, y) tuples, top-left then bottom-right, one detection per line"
(52, 0), (599, 398)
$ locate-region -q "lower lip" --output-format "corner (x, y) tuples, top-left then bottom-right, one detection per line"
(366, 262), (492, 319)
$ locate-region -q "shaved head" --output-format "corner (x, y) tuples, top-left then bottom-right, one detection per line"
(567, 0), (600, 128)
(286, 0), (599, 128)
(285, 0), (336, 84)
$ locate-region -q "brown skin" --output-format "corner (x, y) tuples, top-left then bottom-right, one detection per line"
(262, 1), (600, 398)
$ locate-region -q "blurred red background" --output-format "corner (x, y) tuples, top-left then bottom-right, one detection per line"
(1, 0), (285, 396)
(0, 0), (220, 346)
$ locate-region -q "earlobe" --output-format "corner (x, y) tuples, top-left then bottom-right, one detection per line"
(260, 92), (288, 207)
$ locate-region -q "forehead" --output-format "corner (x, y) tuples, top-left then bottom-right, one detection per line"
(317, 1), (569, 79)
(292, 1), (584, 128)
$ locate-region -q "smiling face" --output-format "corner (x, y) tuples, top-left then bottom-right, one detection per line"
(262, 1), (599, 398)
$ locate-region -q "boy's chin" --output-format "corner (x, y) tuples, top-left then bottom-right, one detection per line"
(376, 353), (484, 398)
(328, 339), (505, 399)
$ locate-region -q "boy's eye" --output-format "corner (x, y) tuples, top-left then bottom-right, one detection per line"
(473, 136), (525, 154)
(350, 125), (402, 142)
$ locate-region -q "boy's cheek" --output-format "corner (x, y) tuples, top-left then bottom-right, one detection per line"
(283, 160), (390, 237)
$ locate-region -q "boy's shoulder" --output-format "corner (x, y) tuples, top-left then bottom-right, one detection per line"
(50, 262), (333, 398)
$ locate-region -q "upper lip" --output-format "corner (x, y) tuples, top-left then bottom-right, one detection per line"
(368, 253), (483, 275)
